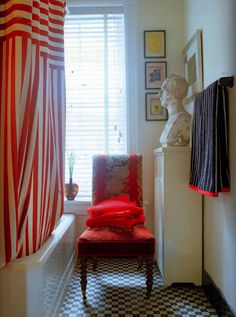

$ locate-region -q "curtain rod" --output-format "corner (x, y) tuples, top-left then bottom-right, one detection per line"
(218, 76), (234, 88)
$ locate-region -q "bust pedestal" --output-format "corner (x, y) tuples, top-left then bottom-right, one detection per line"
(154, 147), (202, 285)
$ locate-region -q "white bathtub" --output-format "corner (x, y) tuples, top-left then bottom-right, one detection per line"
(0, 214), (77, 317)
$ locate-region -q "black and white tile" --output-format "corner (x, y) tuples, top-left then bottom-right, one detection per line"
(59, 258), (218, 317)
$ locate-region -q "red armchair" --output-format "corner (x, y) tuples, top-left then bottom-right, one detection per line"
(77, 154), (155, 299)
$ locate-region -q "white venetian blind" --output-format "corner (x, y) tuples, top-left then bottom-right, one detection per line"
(64, 9), (127, 199)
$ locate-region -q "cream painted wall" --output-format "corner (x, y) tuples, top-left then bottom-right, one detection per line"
(135, 0), (185, 232)
(183, 0), (236, 313)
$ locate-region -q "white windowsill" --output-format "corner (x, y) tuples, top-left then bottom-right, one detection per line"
(64, 199), (91, 215)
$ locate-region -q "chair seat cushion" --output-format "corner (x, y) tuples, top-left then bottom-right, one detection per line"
(77, 225), (155, 257)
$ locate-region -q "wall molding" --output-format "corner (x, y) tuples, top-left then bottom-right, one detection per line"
(203, 270), (235, 317)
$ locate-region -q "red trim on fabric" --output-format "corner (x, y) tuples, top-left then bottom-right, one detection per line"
(221, 188), (230, 192)
(189, 184), (218, 197)
(189, 184), (230, 197)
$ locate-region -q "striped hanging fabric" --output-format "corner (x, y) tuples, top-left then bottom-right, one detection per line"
(189, 80), (230, 197)
(0, 0), (66, 268)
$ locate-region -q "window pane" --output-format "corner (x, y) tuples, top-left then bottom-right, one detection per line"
(64, 13), (126, 199)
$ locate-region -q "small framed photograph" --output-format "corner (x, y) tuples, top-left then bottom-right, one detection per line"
(144, 30), (166, 58)
(145, 92), (168, 121)
(183, 29), (203, 105)
(145, 61), (167, 89)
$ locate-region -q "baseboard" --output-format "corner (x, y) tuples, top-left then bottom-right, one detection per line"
(202, 270), (235, 317)
(52, 249), (78, 317)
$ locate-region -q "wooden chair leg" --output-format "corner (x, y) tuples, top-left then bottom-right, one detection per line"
(145, 256), (153, 298)
(92, 256), (97, 271)
(80, 257), (87, 300)
(137, 256), (143, 269)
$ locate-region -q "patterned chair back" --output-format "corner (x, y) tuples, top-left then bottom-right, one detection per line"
(92, 154), (143, 207)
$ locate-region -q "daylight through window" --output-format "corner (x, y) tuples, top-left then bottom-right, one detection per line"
(64, 7), (127, 199)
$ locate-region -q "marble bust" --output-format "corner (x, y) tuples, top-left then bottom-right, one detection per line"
(159, 74), (191, 147)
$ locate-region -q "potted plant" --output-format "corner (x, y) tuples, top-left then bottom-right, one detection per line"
(65, 151), (79, 200)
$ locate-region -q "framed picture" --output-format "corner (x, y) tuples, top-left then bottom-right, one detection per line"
(145, 92), (168, 121)
(144, 30), (166, 58)
(183, 29), (203, 105)
(145, 61), (167, 89)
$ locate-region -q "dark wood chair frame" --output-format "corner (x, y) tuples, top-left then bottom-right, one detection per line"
(78, 155), (155, 300)
(78, 255), (154, 300)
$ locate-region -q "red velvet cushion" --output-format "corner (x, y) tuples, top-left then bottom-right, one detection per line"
(77, 225), (155, 257)
(87, 196), (143, 218)
(86, 214), (145, 230)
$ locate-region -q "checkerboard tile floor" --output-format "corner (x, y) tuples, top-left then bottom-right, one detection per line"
(58, 258), (218, 317)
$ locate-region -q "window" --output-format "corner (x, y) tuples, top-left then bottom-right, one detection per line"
(64, 4), (127, 200)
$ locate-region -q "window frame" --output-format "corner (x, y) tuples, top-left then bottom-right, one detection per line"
(64, 0), (138, 205)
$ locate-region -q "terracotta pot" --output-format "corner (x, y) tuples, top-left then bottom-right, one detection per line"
(65, 178), (79, 200)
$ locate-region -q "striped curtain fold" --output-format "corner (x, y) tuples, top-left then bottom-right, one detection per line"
(0, 0), (66, 268)
(189, 80), (230, 197)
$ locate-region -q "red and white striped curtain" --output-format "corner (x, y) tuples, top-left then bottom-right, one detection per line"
(0, 0), (66, 268)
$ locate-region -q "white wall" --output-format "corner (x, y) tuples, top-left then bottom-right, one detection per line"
(183, 0), (236, 313)
(134, 0), (185, 232)
(0, 215), (76, 317)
